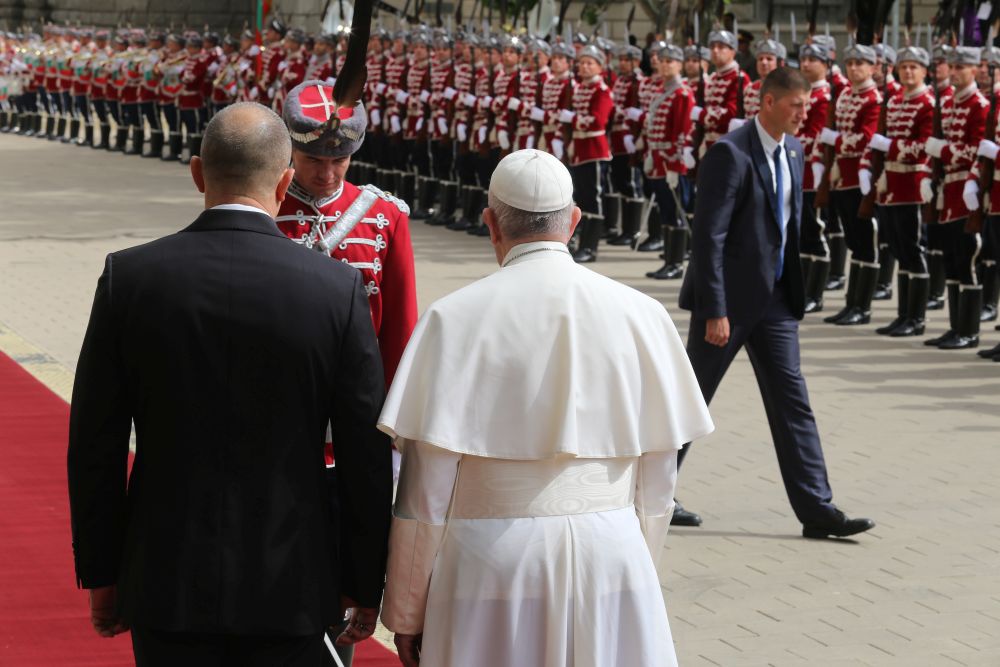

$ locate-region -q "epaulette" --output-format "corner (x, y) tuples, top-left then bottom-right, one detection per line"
(361, 183), (411, 216)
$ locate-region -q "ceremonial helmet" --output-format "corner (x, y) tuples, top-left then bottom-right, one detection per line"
(283, 80), (367, 158)
(529, 37), (552, 56)
(708, 29), (737, 50)
(659, 43), (685, 62)
(551, 42), (575, 59)
(268, 18), (288, 37)
(503, 34), (527, 53)
(799, 42), (831, 63)
(897, 46), (930, 67)
(843, 43), (877, 64)
(753, 38), (782, 58)
(616, 44), (642, 61)
(874, 43), (897, 65)
(949, 45), (982, 66)
(577, 44), (606, 68)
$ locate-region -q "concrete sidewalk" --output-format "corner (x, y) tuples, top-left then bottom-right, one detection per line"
(2, 134), (999, 666)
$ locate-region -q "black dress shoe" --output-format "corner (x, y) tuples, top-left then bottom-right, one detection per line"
(670, 501), (702, 527)
(802, 511), (875, 539)
(835, 308), (872, 326)
(925, 330), (957, 347)
(572, 248), (597, 263)
(646, 263), (684, 280)
(636, 237), (664, 253)
(872, 283), (893, 301)
(977, 342), (1000, 359)
(927, 295), (945, 310)
(981, 304), (998, 322)
(803, 298), (824, 314)
(875, 316), (906, 335)
(823, 305), (853, 324)
(888, 319), (925, 337)
(825, 275), (845, 291)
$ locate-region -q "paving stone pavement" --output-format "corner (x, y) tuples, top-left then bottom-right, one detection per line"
(2, 134), (1000, 666)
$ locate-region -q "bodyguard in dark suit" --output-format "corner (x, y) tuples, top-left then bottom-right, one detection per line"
(678, 68), (874, 539)
(68, 103), (393, 665)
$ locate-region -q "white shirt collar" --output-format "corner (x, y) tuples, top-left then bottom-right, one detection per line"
(209, 203), (271, 216)
(754, 116), (784, 155)
(501, 241), (573, 267)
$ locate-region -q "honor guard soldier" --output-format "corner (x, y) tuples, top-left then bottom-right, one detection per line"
(382, 31), (409, 175)
(561, 44), (614, 263)
(489, 35), (525, 165)
(305, 33), (335, 82)
(429, 30), (475, 227)
(158, 34), (187, 160)
(536, 41), (575, 159)
(67, 30), (92, 145)
(684, 44), (709, 90)
(693, 30), (750, 154)
(874, 43), (902, 97)
(138, 31), (164, 157)
(104, 33), (128, 149)
(738, 38), (782, 122)
(927, 44), (956, 310)
(797, 41), (835, 313)
(418, 31), (456, 220)
(924, 46), (989, 350)
(120, 32), (145, 154)
(278, 80), (418, 386)
(863, 46), (934, 337)
(819, 43), (882, 326)
(274, 28), (307, 114)
(209, 35), (242, 116)
(54, 30), (74, 142)
(399, 31), (432, 215)
(358, 29), (388, 180)
(871, 42), (902, 300)
(257, 19), (287, 106)
(641, 43), (695, 280)
(237, 30), (260, 102)
(813, 34), (850, 98)
(972, 47), (1000, 328)
(178, 32), (208, 164)
(607, 44), (643, 243)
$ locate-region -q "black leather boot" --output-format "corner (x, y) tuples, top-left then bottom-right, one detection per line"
(470, 192), (493, 236)
(93, 123), (109, 148)
(125, 125), (144, 155)
(399, 172), (417, 209)
(601, 194), (621, 239)
(636, 204), (664, 252)
(980, 263), (998, 322)
(876, 273), (909, 335)
(927, 252), (946, 310)
(410, 176), (434, 219)
(836, 264), (878, 325)
(142, 130), (163, 158)
(609, 198), (643, 246)
(939, 286), (982, 349)
(874, 247), (895, 300)
(112, 126), (128, 151)
(926, 283), (961, 346)
(38, 115), (55, 139)
(50, 116), (66, 141)
(428, 182), (458, 225)
(20, 112), (36, 136)
(804, 258), (830, 314)
(891, 275), (929, 337)
(62, 118), (79, 143)
(448, 186), (476, 231)
(180, 134), (201, 164)
(824, 262), (861, 324)
(78, 123), (93, 147)
(0, 110), (11, 132)
(826, 235), (847, 290)
(572, 215), (602, 263)
(162, 132), (182, 160)
(647, 226), (688, 279)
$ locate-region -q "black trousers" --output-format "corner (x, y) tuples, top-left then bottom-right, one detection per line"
(180, 107), (204, 137)
(569, 161), (605, 216)
(649, 179), (683, 228)
(831, 188), (878, 264)
(799, 191), (828, 259)
(161, 104), (178, 133)
(476, 148), (501, 189)
(404, 138), (430, 175)
(454, 147), (478, 186)
(131, 627), (327, 667)
(92, 99), (108, 123)
(882, 204), (926, 274)
(940, 219), (982, 285)
(61, 91), (72, 115)
(681, 285), (836, 525)
(140, 101), (161, 131)
(984, 215), (1000, 264)
(431, 139), (454, 180)
(609, 154), (640, 198)
(73, 94), (91, 122)
(36, 86), (49, 113)
(121, 102), (139, 128)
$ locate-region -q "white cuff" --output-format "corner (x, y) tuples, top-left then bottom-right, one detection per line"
(858, 168), (872, 196)
(395, 90), (409, 103)
(463, 92), (477, 107)
(530, 106), (545, 122)
(390, 115), (402, 134)
(811, 162), (825, 185)
(375, 82), (387, 94)
(419, 89), (431, 103)
(727, 117), (746, 133)
(456, 123), (467, 142)
(925, 137), (948, 158)
(869, 133), (892, 153)
(497, 129), (511, 150)
(963, 179), (980, 211)
(978, 139), (1000, 160)
(625, 107), (642, 122)
(623, 134), (636, 154)
(558, 109), (576, 124)
(551, 138), (564, 159)
(443, 86), (457, 100)
(507, 97), (521, 111)
(437, 116), (449, 135)
(682, 146), (696, 169)
(920, 178), (934, 204)
(690, 105), (703, 122)
(820, 127), (840, 146)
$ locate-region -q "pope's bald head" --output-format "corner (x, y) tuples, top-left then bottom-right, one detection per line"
(199, 103), (292, 196)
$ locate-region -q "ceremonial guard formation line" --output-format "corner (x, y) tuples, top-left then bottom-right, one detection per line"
(2, 4), (1000, 362)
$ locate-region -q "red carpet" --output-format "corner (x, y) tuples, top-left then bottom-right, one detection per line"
(0, 351), (397, 666)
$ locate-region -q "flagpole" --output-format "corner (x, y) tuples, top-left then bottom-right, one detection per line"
(255, 0), (264, 79)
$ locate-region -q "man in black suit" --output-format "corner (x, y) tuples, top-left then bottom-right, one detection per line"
(677, 68), (874, 540)
(67, 102), (393, 665)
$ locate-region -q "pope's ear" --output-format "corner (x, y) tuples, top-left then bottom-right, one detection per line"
(568, 205), (582, 237)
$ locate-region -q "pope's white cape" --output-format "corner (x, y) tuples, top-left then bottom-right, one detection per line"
(378, 241), (714, 458)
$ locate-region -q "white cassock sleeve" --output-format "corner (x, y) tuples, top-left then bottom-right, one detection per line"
(380, 440), (461, 635)
(634, 449), (678, 567)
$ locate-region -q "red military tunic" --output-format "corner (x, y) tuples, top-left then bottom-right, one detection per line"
(742, 78), (762, 119)
(158, 52), (187, 105)
(639, 76), (694, 178)
(539, 70), (574, 151)
(699, 62), (750, 150)
(830, 80), (880, 191)
(403, 58), (430, 141)
(178, 51), (208, 110)
(88, 47), (111, 102)
(364, 50), (386, 131)
(258, 40), (285, 104)
(210, 52), (241, 105)
(489, 64), (520, 150)
(938, 83), (988, 223)
(871, 85), (934, 206)
(513, 66), (548, 150)
(968, 83), (1000, 214)
(832, 68), (850, 100)
(450, 58), (475, 147)
(275, 180), (418, 385)
(382, 52), (408, 137)
(610, 69), (643, 156)
(121, 47), (143, 104)
(429, 57), (454, 141)
(139, 48), (161, 104)
(565, 74), (614, 166)
(274, 48), (307, 113)
(305, 53), (333, 83)
(800, 80), (832, 191)
(470, 63), (494, 152)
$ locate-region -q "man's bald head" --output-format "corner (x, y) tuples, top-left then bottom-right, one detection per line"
(200, 103), (292, 197)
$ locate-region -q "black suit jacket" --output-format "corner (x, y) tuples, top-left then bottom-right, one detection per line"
(679, 120), (806, 324)
(67, 208), (393, 636)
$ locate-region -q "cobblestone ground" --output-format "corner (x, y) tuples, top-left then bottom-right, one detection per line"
(2, 134), (999, 666)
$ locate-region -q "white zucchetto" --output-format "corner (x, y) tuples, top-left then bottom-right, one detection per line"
(488, 149), (575, 212)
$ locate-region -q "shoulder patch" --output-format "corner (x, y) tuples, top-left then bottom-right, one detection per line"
(361, 183), (411, 216)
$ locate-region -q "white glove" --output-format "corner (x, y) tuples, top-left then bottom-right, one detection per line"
(920, 178), (934, 204)
(325, 77), (337, 87)
(419, 89), (431, 103)
(623, 134), (637, 154)
(456, 122), (468, 142)
(551, 138), (564, 160)
(682, 146), (696, 169)
(526, 134), (535, 150)
(925, 137), (948, 158)
(443, 86), (457, 100)
(498, 129), (510, 150)
(625, 107), (642, 122)
(463, 92), (477, 107)
(558, 109), (575, 123)
(869, 133), (892, 153)
(858, 168), (872, 195)
(478, 125), (487, 144)
(820, 127), (840, 146)
(530, 106), (545, 122)
(978, 138), (1000, 160)
(963, 179), (980, 211)
(507, 96), (521, 111)
(690, 105), (703, 122)
(437, 116), (449, 135)
(811, 162), (825, 186)
(415, 117), (424, 132)
(390, 115), (401, 134)
(395, 90), (409, 104)
(727, 117), (746, 133)
(370, 109), (381, 126)
(375, 82), (387, 94)
(666, 171), (680, 188)
(277, 61), (288, 72)
(480, 95), (493, 108)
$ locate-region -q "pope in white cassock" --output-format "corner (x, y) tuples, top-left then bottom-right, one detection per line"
(378, 149), (715, 667)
